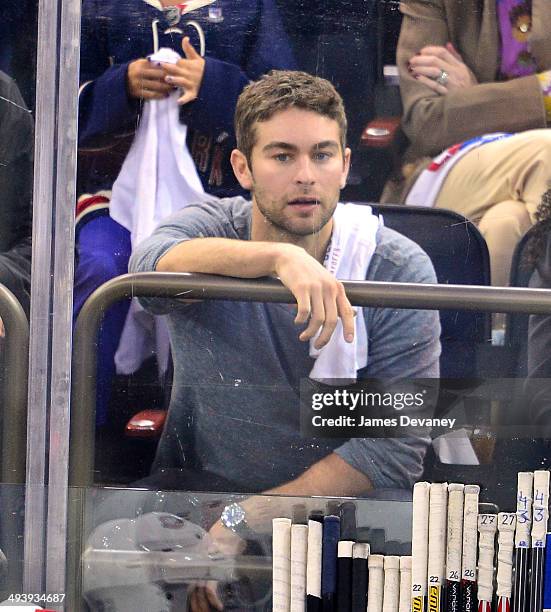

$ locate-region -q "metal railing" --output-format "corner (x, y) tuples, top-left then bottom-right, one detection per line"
(69, 271), (551, 488)
(0, 284), (29, 599)
(0, 283), (29, 484)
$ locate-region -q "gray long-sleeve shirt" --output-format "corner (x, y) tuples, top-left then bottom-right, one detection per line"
(130, 197), (441, 492)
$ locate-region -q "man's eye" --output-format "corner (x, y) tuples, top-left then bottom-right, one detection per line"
(274, 153), (291, 162)
(313, 151), (332, 161)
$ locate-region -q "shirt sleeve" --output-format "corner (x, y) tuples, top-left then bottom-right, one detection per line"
(334, 227), (441, 489)
(129, 197), (246, 313)
(179, 57), (250, 138)
(78, 0), (141, 146)
(180, 0), (296, 137)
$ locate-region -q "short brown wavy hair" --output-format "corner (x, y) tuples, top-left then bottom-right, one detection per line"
(234, 70), (347, 164)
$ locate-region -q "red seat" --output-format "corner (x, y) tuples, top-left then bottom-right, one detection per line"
(125, 409), (167, 439)
(361, 116), (401, 149)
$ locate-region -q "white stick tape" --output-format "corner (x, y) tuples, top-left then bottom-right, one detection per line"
(515, 472), (534, 549)
(428, 483), (448, 587)
(368, 554), (385, 612)
(532, 470), (550, 547)
(306, 519), (322, 599)
(412, 482), (430, 600)
(338, 540), (354, 558)
(399, 556), (412, 612)
(273, 518), (292, 612)
(496, 512), (516, 598)
(477, 514), (497, 602)
(461, 484), (480, 582)
(383, 556), (400, 612)
(290, 524), (308, 612)
(446, 483), (465, 582)
(353, 542), (370, 559)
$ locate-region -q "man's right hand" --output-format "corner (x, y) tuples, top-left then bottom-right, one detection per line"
(155, 237), (356, 348)
(127, 58), (173, 100)
(274, 244), (355, 349)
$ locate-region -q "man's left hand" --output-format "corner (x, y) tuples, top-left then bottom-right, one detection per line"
(408, 43), (477, 94)
(163, 36), (206, 105)
(188, 520), (246, 611)
(208, 519), (247, 557)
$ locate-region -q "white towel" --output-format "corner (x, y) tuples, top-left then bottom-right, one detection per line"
(109, 48), (205, 375)
(309, 203), (382, 382)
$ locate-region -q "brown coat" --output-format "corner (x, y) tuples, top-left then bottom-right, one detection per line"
(381, 0), (551, 202)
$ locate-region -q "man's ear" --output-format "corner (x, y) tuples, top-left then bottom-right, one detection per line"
(341, 147), (352, 189)
(230, 149), (253, 191)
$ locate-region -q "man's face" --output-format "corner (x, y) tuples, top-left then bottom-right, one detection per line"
(233, 107), (351, 237)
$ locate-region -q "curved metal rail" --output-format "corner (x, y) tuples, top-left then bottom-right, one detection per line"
(0, 284), (29, 484)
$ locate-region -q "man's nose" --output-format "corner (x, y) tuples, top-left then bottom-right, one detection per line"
(294, 157), (315, 185)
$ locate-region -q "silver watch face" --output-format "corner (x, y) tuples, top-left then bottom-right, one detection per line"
(221, 503), (246, 528)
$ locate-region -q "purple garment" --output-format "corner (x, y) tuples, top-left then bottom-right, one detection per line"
(497, 0), (536, 78)
(74, 215), (132, 426)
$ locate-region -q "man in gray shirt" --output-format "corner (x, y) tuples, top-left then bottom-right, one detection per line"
(130, 72), (440, 574)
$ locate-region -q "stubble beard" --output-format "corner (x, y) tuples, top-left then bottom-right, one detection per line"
(252, 182), (339, 238)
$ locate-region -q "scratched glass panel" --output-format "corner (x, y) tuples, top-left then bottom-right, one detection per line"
(72, 487), (411, 610)
(0, 0), (35, 356)
(0, 0), (37, 601)
(71, 0), (551, 453)
(67, 4), (551, 612)
(72, 5), (551, 599)
(75, 0), (301, 460)
(72, 278), (550, 494)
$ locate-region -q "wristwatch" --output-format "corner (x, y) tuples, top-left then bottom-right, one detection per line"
(220, 502), (255, 539)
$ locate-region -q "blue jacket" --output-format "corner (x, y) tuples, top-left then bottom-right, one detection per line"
(78, 0), (295, 197)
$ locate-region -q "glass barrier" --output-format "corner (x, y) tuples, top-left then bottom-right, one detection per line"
(0, 484), (27, 602)
(0, 481), (547, 611)
(0, 1), (36, 592)
(72, 0), (551, 504)
(69, 274), (551, 511)
(63, 480), (546, 611)
(0, 0), (36, 488)
(0, 284), (29, 485)
(0, 33), (34, 334)
(59, 0), (551, 605)
(72, 488), (413, 611)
